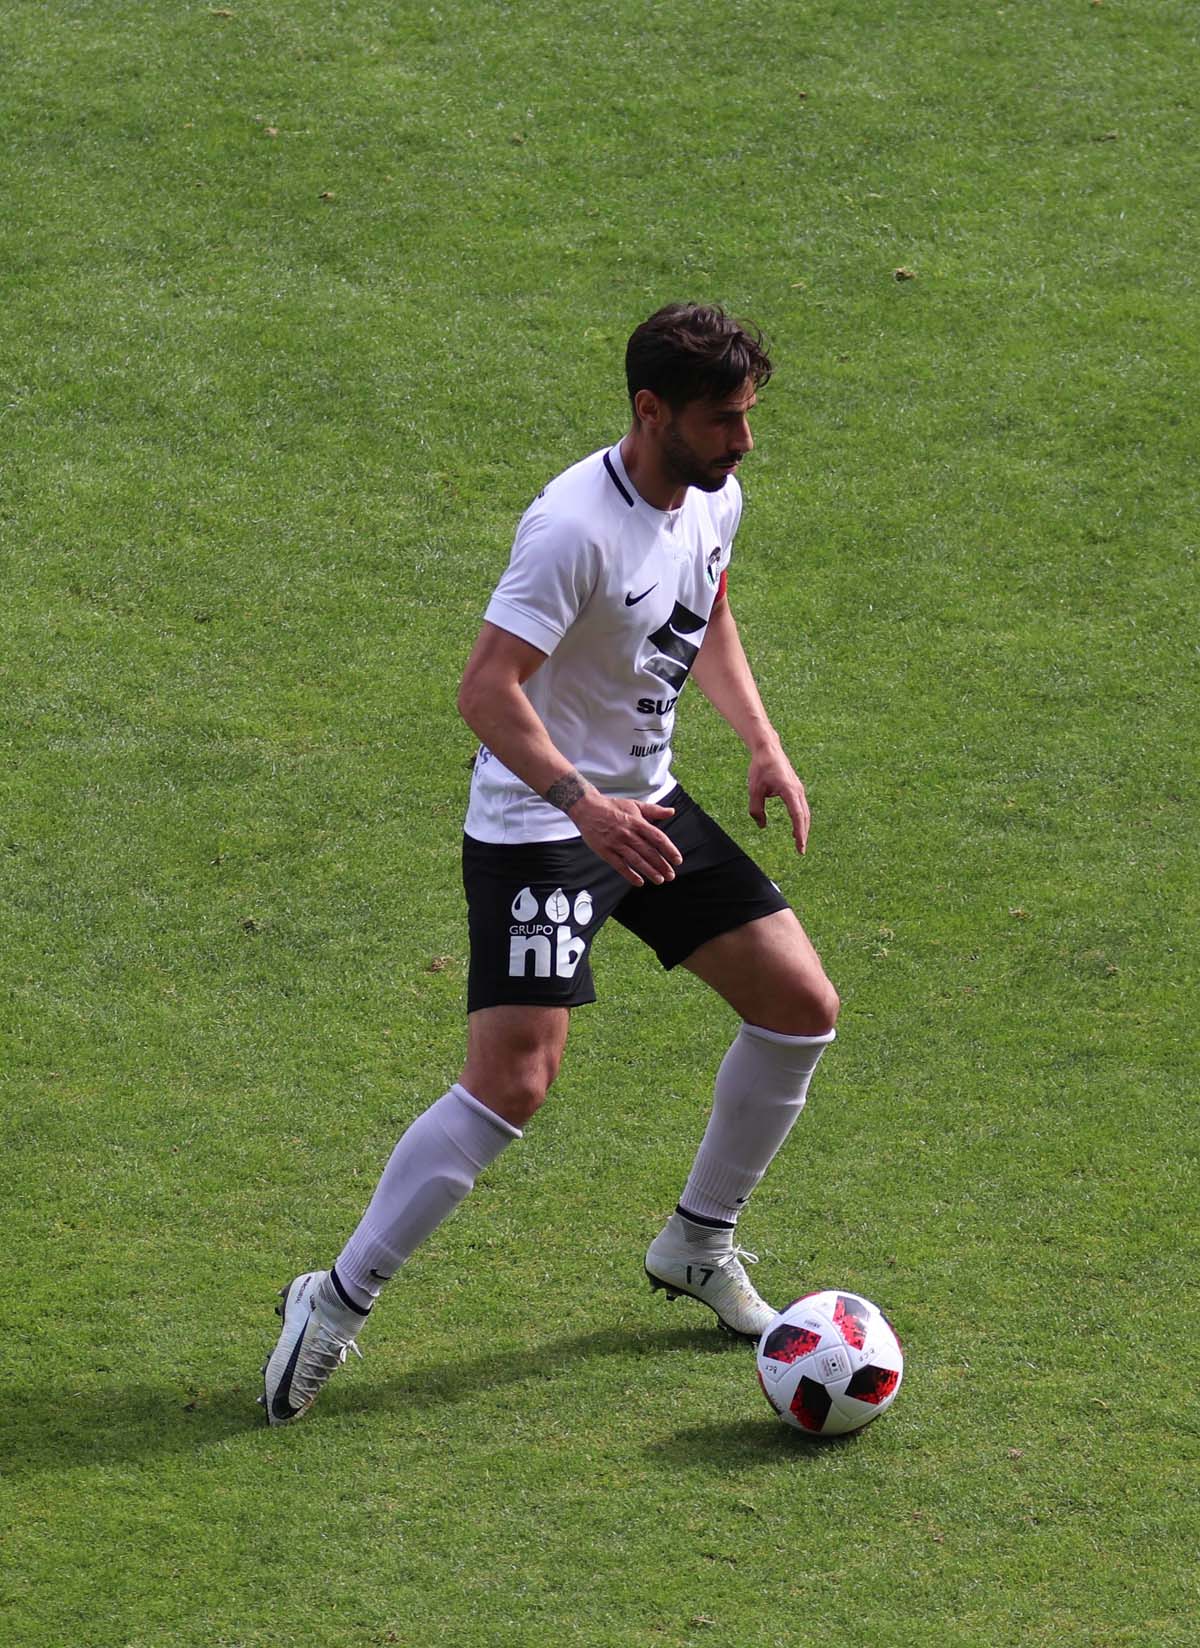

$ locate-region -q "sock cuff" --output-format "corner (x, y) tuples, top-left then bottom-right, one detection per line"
(740, 1022), (836, 1048)
(451, 1083), (523, 1141)
(675, 1203), (737, 1232)
(328, 1265), (372, 1316)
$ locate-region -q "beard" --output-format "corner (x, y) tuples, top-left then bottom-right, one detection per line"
(660, 421), (739, 494)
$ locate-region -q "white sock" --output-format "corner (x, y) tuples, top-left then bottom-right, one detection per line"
(332, 1084), (521, 1310)
(678, 1022), (835, 1226)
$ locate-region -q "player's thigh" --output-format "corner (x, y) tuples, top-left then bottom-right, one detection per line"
(682, 908), (839, 1036)
(459, 1003), (572, 1127)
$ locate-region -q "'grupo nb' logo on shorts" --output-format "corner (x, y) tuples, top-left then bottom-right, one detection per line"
(508, 886), (593, 979)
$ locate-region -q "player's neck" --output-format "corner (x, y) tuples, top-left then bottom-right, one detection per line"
(619, 430), (687, 513)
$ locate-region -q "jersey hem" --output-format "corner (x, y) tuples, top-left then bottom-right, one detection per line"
(464, 772), (679, 846)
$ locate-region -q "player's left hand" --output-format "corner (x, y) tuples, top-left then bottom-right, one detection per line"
(748, 746), (810, 854)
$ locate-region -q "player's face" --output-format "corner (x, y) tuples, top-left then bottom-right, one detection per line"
(660, 381), (757, 494)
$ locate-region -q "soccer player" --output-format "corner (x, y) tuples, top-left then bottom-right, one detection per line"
(262, 303), (840, 1424)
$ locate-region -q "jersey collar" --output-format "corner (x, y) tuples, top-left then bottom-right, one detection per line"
(604, 443), (685, 527)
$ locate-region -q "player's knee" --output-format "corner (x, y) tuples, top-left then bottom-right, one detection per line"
(808, 978), (841, 1036)
(769, 974), (840, 1038)
(506, 1072), (554, 1127)
(473, 1050), (561, 1128)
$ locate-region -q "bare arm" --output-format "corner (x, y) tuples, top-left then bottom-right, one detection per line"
(458, 622), (682, 886)
(691, 595), (811, 854)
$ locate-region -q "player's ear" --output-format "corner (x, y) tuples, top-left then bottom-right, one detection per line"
(633, 387), (668, 428)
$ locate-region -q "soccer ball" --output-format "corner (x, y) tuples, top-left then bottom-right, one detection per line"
(756, 1290), (903, 1437)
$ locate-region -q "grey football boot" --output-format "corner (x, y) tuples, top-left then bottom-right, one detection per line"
(645, 1213), (776, 1342)
(260, 1270), (364, 1425)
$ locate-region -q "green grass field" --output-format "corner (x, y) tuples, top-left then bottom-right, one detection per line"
(2, 2), (1196, 1643)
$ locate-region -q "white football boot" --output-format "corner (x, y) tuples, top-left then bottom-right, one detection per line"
(644, 1212), (776, 1342)
(260, 1270), (363, 1426)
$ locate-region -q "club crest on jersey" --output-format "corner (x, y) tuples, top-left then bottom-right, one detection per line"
(508, 885), (593, 980)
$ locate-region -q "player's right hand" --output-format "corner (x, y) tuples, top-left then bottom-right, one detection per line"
(567, 793), (682, 888)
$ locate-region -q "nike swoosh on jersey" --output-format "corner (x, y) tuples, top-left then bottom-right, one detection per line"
(625, 584), (658, 606)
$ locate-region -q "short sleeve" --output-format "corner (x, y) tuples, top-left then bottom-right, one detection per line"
(483, 501), (600, 657)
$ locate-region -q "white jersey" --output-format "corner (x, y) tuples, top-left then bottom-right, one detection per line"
(464, 442), (742, 844)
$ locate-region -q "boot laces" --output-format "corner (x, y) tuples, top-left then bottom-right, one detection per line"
(294, 1320), (362, 1403)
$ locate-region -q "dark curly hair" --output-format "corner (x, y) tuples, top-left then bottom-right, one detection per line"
(625, 302), (772, 415)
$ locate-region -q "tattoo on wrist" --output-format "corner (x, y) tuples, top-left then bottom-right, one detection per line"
(544, 771), (586, 814)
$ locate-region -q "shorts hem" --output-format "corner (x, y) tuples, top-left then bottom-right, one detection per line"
(466, 986), (598, 1014)
(655, 895), (791, 972)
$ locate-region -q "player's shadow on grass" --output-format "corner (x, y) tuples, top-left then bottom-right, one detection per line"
(0, 1322), (739, 1479)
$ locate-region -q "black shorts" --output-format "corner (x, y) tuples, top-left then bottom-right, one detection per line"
(462, 785), (790, 1012)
